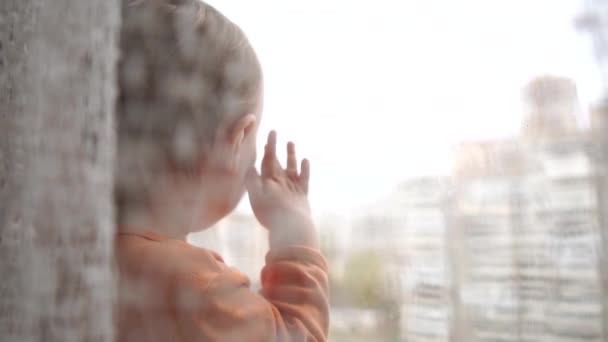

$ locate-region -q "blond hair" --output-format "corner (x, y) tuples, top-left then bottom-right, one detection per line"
(115, 0), (262, 220)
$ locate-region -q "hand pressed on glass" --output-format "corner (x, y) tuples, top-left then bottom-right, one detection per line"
(247, 130), (319, 250)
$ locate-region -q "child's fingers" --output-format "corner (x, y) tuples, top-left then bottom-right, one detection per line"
(300, 158), (310, 194)
(286, 142), (297, 175)
(261, 131), (278, 178)
(268, 130), (277, 156)
(261, 145), (272, 178)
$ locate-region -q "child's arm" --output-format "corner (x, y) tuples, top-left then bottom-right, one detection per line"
(246, 130), (329, 339)
(187, 241), (329, 342)
(172, 131), (327, 342)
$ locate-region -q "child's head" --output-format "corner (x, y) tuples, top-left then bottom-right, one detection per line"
(116, 0), (263, 235)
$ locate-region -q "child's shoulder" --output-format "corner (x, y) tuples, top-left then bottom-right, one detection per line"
(116, 232), (226, 279)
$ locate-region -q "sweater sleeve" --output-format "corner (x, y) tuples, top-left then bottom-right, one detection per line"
(179, 246), (329, 342)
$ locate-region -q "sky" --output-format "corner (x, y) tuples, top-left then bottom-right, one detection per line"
(207, 0), (603, 216)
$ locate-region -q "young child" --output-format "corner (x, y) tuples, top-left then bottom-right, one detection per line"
(114, 1), (329, 341)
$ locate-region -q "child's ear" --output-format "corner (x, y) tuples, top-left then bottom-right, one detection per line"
(229, 114), (257, 154)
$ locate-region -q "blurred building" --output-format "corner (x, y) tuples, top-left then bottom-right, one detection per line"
(521, 77), (580, 143)
(396, 178), (451, 342)
(578, 1), (608, 336)
(449, 139), (526, 342)
(577, 0), (608, 90)
(350, 177), (452, 341)
(449, 76), (603, 341)
(347, 76), (605, 341)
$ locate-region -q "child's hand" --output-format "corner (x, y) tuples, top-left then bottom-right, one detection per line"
(246, 131), (318, 250)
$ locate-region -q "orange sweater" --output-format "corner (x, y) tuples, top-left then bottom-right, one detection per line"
(115, 231), (329, 342)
